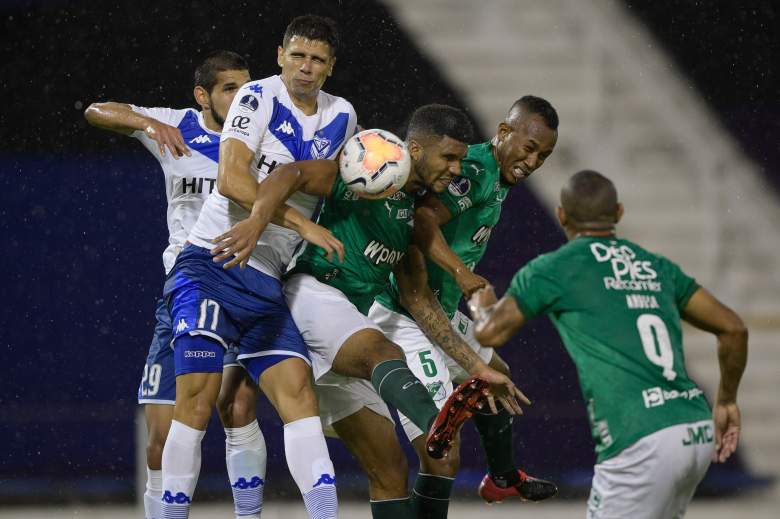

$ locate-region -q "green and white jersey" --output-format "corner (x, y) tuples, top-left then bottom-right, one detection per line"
(375, 141), (509, 318)
(507, 236), (712, 462)
(287, 175), (414, 314)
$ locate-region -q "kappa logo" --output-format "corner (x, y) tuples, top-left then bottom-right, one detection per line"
(248, 84), (263, 95)
(162, 491), (192, 504)
(313, 473), (336, 487)
(189, 134), (212, 144)
(232, 476), (264, 489)
(275, 120), (295, 136)
(175, 319), (189, 333)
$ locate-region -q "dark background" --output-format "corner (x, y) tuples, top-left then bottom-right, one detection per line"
(1, 0), (776, 504)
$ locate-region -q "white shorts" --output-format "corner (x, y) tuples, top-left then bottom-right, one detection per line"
(587, 420), (715, 519)
(284, 273), (382, 382)
(368, 302), (494, 441)
(315, 378), (394, 438)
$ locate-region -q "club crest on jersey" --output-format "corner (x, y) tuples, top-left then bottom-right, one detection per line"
(426, 381), (447, 402)
(448, 176), (471, 197)
(238, 94), (259, 113)
(310, 134), (331, 159)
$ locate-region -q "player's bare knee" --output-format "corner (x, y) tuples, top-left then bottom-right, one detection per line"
(368, 339), (405, 370)
(217, 386), (257, 427)
(146, 441), (164, 470)
(421, 448), (460, 478)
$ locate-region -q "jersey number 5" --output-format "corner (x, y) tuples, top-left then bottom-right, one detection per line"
(636, 314), (677, 381)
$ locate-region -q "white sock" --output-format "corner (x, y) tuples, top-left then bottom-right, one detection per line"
(225, 421), (267, 518)
(284, 416), (338, 519)
(161, 420), (206, 519)
(144, 468), (163, 519)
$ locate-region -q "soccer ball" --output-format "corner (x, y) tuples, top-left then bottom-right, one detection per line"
(339, 129), (411, 197)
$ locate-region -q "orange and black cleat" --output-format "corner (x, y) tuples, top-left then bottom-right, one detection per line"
(478, 470), (558, 503)
(425, 377), (490, 459)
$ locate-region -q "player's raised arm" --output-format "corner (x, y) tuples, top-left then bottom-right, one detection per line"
(681, 287), (748, 463)
(468, 287), (527, 348)
(84, 101), (190, 158)
(396, 246), (529, 415)
(212, 159), (342, 268)
(414, 193), (489, 298)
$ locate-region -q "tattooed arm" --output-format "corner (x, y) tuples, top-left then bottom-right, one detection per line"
(395, 245), (529, 414)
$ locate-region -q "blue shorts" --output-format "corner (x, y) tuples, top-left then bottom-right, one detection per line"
(137, 298), (176, 404)
(163, 245), (310, 382)
(137, 298), (244, 405)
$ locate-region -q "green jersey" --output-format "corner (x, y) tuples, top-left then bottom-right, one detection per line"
(288, 175), (414, 314)
(375, 141), (509, 317)
(507, 236), (711, 462)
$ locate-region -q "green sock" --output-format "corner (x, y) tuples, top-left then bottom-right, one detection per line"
(410, 473), (454, 519)
(371, 359), (439, 433)
(474, 408), (519, 485)
(370, 497), (412, 518)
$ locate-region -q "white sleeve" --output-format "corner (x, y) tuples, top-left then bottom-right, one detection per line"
(129, 106), (189, 158)
(220, 82), (271, 153)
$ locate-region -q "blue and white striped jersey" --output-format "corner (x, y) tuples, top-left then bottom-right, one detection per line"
(130, 106), (220, 274)
(189, 75), (357, 279)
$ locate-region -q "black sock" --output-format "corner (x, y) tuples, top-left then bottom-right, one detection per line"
(410, 473), (453, 519)
(473, 408), (519, 487)
(370, 497), (412, 518)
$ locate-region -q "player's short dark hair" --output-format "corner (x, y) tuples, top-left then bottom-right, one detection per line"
(406, 104), (474, 144)
(561, 170), (619, 228)
(509, 95), (559, 131)
(194, 50), (249, 93)
(283, 15), (340, 56)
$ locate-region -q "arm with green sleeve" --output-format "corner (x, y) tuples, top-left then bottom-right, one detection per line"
(413, 193), (488, 297)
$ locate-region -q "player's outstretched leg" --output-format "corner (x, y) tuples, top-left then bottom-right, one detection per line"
(333, 329), (484, 459)
(471, 353), (557, 503)
(217, 364), (266, 519)
(257, 357), (338, 519)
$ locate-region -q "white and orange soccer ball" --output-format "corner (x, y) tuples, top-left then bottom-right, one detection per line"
(339, 129), (411, 197)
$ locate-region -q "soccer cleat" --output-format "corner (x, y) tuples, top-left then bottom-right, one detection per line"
(426, 377), (490, 459)
(478, 470), (558, 503)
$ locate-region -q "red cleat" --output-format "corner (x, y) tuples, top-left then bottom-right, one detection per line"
(478, 470), (558, 503)
(425, 377), (489, 459)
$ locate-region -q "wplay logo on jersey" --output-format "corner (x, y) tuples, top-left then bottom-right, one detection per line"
(238, 94), (259, 113)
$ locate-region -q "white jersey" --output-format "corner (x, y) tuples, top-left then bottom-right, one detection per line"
(130, 106), (220, 274)
(189, 75), (357, 278)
